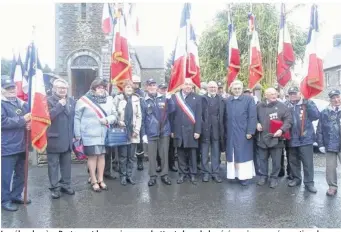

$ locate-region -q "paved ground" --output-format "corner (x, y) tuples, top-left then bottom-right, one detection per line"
(1, 154), (341, 228)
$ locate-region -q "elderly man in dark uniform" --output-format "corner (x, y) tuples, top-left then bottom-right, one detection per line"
(256, 87), (292, 188)
(286, 87), (320, 193)
(46, 78), (76, 199)
(317, 90), (341, 196)
(171, 78), (202, 184)
(201, 81), (225, 183)
(1, 75), (31, 211)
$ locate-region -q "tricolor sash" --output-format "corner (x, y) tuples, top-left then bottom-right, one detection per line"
(80, 95), (109, 128)
(175, 92), (196, 124)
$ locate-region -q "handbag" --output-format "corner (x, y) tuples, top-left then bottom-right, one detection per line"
(106, 125), (129, 147)
(72, 138), (87, 160)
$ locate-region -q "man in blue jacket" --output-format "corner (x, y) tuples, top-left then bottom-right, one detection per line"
(317, 89), (341, 196)
(1, 75), (31, 211)
(141, 79), (175, 187)
(286, 87), (320, 193)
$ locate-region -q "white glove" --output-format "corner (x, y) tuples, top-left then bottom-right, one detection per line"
(313, 142), (318, 146)
(165, 93), (172, 99)
(319, 147), (326, 154)
(142, 135), (148, 144)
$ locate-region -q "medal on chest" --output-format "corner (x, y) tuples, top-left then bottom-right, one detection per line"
(15, 108), (22, 115)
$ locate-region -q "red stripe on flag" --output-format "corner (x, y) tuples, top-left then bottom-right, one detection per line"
(249, 47), (263, 89)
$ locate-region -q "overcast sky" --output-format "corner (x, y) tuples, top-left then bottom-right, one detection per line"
(0, 2), (340, 71)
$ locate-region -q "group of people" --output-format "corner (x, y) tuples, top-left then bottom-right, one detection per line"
(1, 73), (341, 212)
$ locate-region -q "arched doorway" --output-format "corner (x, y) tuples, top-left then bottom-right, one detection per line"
(66, 49), (102, 100)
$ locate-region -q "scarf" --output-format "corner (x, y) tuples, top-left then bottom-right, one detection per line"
(124, 94), (134, 139)
(86, 90), (107, 104)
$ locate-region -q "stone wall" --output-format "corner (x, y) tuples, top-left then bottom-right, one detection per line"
(318, 66), (341, 101)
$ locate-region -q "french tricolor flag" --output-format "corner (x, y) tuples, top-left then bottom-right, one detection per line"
(13, 54), (29, 101)
(276, 3), (295, 87)
(111, 6), (132, 91)
(300, 5), (324, 99)
(168, 3), (201, 93)
(26, 42), (51, 152)
(226, 8), (240, 88)
(102, 3), (112, 34)
(248, 13), (263, 89)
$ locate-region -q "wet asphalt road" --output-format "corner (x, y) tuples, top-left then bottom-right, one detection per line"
(1, 160), (341, 228)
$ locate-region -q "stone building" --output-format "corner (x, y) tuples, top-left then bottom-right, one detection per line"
(55, 3), (165, 100)
(321, 34), (341, 100)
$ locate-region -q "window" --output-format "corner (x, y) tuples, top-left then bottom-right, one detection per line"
(81, 3), (86, 20)
(325, 72), (330, 87)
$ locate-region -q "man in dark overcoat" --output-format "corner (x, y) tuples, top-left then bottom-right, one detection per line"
(46, 78), (75, 199)
(171, 78), (202, 184)
(201, 81), (225, 183)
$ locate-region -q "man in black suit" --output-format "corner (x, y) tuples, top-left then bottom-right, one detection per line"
(171, 78), (202, 184)
(46, 79), (75, 199)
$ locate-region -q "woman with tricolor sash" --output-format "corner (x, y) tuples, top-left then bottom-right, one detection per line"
(74, 78), (117, 192)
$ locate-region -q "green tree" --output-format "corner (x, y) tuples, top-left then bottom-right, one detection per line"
(164, 50), (175, 84)
(1, 58), (13, 76)
(198, 3), (307, 88)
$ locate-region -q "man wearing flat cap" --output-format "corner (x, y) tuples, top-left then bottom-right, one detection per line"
(1, 75), (31, 211)
(316, 89), (341, 196)
(285, 86), (319, 193)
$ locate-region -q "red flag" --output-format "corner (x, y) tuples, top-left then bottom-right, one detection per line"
(277, 4), (295, 87)
(102, 3), (112, 34)
(111, 8), (132, 91)
(226, 8), (240, 87)
(168, 3), (201, 93)
(248, 13), (263, 89)
(27, 43), (51, 152)
(300, 5), (324, 99)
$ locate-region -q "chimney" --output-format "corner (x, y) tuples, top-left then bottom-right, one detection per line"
(333, 34), (341, 47)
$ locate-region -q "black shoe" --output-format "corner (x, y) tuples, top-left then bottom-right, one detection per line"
(257, 177), (267, 186)
(51, 190), (61, 199)
(305, 185), (317, 193)
(169, 165), (178, 172)
(2, 202), (18, 212)
(202, 174), (209, 182)
(61, 187), (75, 195)
(288, 179), (301, 187)
(269, 179), (279, 189)
(240, 179), (251, 186)
(12, 197), (32, 204)
(161, 175), (172, 185)
(287, 175), (294, 180)
(104, 174), (117, 180)
(190, 175), (197, 185)
(137, 157), (144, 171)
(212, 175), (223, 183)
(127, 177), (136, 185)
(148, 178), (157, 187)
(120, 177), (127, 186)
(278, 169), (285, 177)
(177, 175), (185, 184)
(156, 166), (161, 173)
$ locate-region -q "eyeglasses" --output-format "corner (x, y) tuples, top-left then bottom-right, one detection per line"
(96, 86), (105, 90)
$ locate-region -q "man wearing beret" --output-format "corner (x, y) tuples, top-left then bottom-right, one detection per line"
(1, 75), (31, 211)
(316, 90), (341, 196)
(286, 86), (319, 193)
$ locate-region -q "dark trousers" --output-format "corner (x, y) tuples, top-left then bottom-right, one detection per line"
(1, 153), (25, 205)
(118, 144), (136, 178)
(280, 141), (291, 175)
(148, 136), (170, 177)
(47, 151), (72, 191)
(136, 142), (144, 157)
(258, 147), (282, 179)
(289, 145), (314, 186)
(105, 146), (118, 175)
(201, 140), (220, 176)
(253, 141), (260, 176)
(177, 147), (197, 176)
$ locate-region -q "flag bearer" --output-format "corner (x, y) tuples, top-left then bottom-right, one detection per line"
(317, 90), (341, 196)
(1, 75), (31, 211)
(142, 79), (175, 186)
